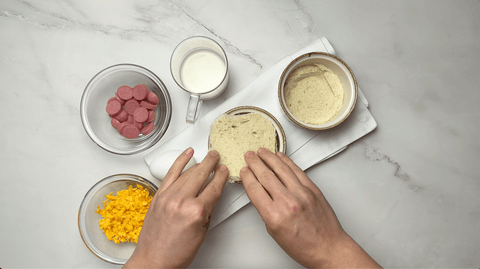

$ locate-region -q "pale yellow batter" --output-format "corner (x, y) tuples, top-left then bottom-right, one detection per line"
(285, 64), (344, 125)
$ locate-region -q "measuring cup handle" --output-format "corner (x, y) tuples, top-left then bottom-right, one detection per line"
(186, 94), (203, 124)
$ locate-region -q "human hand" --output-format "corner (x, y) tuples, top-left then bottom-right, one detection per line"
(240, 148), (381, 268)
(124, 148), (229, 268)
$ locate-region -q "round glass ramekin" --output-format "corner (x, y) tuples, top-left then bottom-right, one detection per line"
(80, 64), (172, 155)
(78, 174), (158, 264)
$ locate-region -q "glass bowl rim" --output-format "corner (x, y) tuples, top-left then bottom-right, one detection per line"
(77, 173), (158, 264)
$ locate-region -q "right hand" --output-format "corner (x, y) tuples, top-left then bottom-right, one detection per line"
(240, 148), (381, 268)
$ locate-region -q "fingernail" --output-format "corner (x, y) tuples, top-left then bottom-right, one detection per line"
(219, 164), (227, 172)
(276, 151), (285, 157)
(258, 147), (267, 154)
(240, 166), (249, 173)
(209, 150), (219, 157)
(185, 147), (193, 155)
(245, 151), (254, 157)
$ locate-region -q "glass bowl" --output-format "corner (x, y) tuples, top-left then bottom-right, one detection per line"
(80, 64), (172, 155)
(78, 174), (158, 265)
(278, 52), (357, 130)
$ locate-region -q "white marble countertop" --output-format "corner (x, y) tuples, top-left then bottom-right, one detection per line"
(1, 0), (479, 268)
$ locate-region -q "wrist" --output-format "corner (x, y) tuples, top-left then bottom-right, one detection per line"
(123, 248), (165, 269)
(123, 250), (153, 269)
(308, 230), (351, 267)
(318, 232), (382, 268)
(124, 247), (190, 269)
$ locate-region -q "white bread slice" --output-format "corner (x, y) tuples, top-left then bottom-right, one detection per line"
(209, 112), (276, 183)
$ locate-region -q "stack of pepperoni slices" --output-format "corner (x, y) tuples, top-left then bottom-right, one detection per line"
(106, 84), (159, 139)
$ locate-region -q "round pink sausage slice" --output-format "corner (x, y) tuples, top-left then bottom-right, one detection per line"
(106, 100), (122, 116)
(147, 109), (155, 122)
(133, 84), (149, 101)
(134, 120), (144, 130)
(117, 85), (133, 100)
(124, 99), (140, 115)
(122, 125), (140, 139)
(116, 122), (128, 133)
(115, 92), (126, 105)
(147, 92), (159, 104)
(114, 110), (128, 122)
(111, 118), (121, 129)
(140, 100), (157, 110)
(141, 122), (155, 135)
(133, 107), (148, 123)
(127, 115), (135, 124)
(108, 97), (118, 104)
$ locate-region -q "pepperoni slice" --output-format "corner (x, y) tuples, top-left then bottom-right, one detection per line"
(124, 99), (140, 115)
(121, 125), (140, 139)
(117, 85), (133, 100)
(134, 120), (144, 130)
(141, 122), (155, 135)
(114, 110), (128, 122)
(140, 100), (157, 110)
(116, 122), (128, 133)
(133, 84), (149, 101)
(133, 107), (148, 123)
(127, 115), (135, 124)
(147, 109), (155, 122)
(111, 118), (121, 129)
(108, 97), (118, 104)
(147, 91), (159, 104)
(115, 92), (126, 105)
(106, 100), (122, 116)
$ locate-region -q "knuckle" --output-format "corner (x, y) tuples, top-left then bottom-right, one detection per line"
(165, 198), (183, 214)
(260, 170), (276, 183)
(277, 163), (291, 175)
(285, 196), (299, 207)
(158, 194), (169, 204)
(195, 170), (210, 180)
(246, 184), (260, 196)
(207, 182), (222, 197)
(298, 187), (316, 204)
(188, 202), (206, 223)
(265, 211), (284, 232)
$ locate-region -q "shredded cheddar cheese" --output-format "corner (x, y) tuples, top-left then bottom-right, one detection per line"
(96, 184), (153, 244)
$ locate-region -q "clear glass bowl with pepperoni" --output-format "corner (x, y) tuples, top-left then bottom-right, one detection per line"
(80, 64), (172, 155)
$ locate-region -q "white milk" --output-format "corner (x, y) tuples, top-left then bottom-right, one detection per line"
(180, 49), (227, 96)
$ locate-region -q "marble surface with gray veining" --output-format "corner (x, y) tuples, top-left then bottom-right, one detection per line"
(1, 0), (479, 268)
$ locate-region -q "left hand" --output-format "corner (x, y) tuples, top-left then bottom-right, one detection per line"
(124, 148), (229, 268)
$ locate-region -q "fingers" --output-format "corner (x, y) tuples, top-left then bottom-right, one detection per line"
(180, 150), (221, 196)
(198, 164), (229, 208)
(256, 148), (303, 190)
(158, 148), (195, 193)
(275, 151), (325, 198)
(166, 163), (199, 194)
(240, 165), (273, 216)
(243, 150), (288, 200)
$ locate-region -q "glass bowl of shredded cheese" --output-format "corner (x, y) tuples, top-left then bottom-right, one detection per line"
(78, 174), (157, 265)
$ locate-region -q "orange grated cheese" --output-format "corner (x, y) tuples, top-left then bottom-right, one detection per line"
(96, 184), (153, 244)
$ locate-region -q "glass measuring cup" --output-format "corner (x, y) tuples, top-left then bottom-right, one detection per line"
(170, 36), (229, 124)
